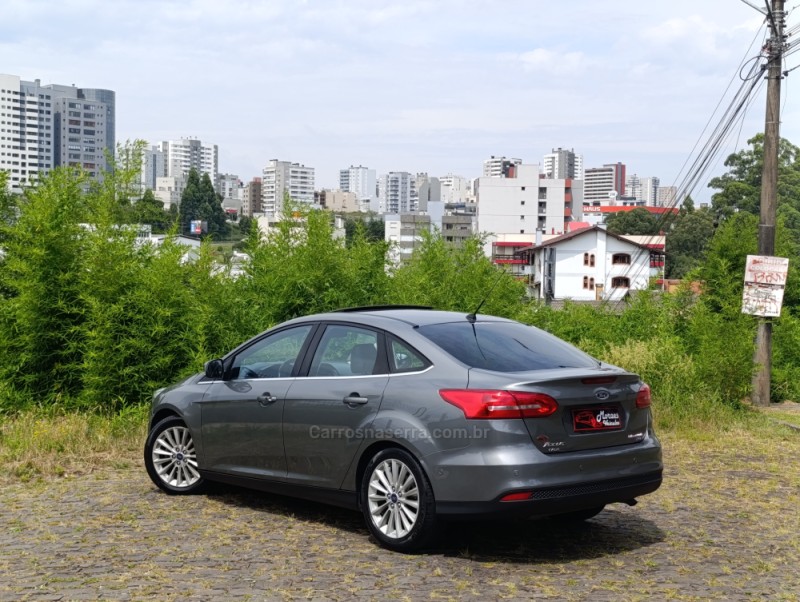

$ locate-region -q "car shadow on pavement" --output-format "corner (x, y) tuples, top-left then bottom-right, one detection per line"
(206, 484), (665, 563)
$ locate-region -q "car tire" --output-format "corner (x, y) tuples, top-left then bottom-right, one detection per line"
(360, 448), (438, 552)
(553, 505), (605, 522)
(144, 416), (207, 495)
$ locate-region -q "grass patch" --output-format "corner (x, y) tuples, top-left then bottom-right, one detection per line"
(0, 405), (148, 485)
(1, 399), (797, 487)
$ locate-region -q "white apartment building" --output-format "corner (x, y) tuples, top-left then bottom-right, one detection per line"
(483, 155), (522, 178)
(584, 163), (626, 204)
(542, 148), (584, 180)
(1, 74), (115, 193)
(262, 160), (315, 216)
(154, 176), (184, 210)
(439, 174), (472, 204)
(477, 163), (582, 276)
(378, 171), (414, 214)
(657, 185), (678, 207)
(339, 165), (377, 212)
(524, 226), (651, 302)
(160, 138), (218, 185)
(0, 75), (53, 192)
(626, 174), (660, 206)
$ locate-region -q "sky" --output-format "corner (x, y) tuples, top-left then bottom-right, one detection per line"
(3, 0), (797, 201)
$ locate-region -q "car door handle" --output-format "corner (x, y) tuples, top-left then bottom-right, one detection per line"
(343, 394), (369, 406)
(257, 393), (278, 406)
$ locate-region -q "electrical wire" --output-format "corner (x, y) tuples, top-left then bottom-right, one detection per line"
(605, 27), (771, 309)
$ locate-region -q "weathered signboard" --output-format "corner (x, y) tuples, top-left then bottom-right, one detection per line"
(742, 255), (789, 317)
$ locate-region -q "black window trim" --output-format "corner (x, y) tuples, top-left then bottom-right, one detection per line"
(222, 322), (321, 380)
(296, 320), (390, 377)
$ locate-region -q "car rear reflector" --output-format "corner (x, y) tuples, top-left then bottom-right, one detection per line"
(636, 383), (652, 409)
(439, 389), (558, 419)
(500, 491), (534, 502)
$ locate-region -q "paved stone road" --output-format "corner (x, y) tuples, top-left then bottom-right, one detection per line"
(1, 443), (798, 601)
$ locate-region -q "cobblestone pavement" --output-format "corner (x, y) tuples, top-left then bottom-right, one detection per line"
(1, 438), (798, 601)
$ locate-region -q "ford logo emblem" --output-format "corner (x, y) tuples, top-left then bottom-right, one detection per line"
(595, 389), (610, 401)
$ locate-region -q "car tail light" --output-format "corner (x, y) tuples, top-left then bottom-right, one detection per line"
(439, 389), (558, 419)
(636, 383), (652, 409)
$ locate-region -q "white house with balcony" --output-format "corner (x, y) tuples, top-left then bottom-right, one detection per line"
(522, 226), (652, 302)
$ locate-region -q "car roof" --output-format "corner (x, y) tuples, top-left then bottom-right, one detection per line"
(298, 307), (515, 328)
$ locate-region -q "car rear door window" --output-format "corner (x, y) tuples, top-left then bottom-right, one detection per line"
(308, 325), (384, 376)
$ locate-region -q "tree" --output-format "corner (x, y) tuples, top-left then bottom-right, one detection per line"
(664, 207), (715, 279)
(177, 169), (229, 239)
(178, 169), (203, 235)
(604, 207), (662, 236)
(133, 189), (172, 233)
(708, 133), (800, 220)
(344, 214), (384, 245)
(198, 173), (228, 239)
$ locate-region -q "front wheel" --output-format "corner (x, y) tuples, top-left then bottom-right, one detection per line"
(144, 416), (207, 495)
(360, 448), (438, 552)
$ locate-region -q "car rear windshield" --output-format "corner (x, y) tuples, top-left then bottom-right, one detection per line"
(417, 321), (599, 372)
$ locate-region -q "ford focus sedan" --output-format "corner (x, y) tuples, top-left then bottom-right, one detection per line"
(144, 307), (662, 552)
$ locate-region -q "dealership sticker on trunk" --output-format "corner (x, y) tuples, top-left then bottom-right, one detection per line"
(572, 407), (623, 432)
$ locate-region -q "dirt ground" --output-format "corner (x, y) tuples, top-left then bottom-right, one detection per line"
(1, 431), (798, 601)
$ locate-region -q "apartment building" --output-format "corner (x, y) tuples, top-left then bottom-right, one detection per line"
(584, 163), (626, 204)
(542, 147), (584, 180)
(339, 165), (377, 212)
(262, 160), (315, 216)
(1, 74), (115, 193)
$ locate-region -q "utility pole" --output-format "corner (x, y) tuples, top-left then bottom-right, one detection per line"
(752, 0), (786, 406)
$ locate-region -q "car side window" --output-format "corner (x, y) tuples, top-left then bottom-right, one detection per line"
(309, 325), (381, 376)
(388, 337), (430, 373)
(231, 325), (313, 380)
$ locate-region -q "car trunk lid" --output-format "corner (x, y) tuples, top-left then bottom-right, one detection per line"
(468, 367), (650, 453)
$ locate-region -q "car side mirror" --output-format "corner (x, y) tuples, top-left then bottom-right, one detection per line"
(204, 359), (224, 380)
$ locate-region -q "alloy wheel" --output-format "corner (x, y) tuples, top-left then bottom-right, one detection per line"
(151, 425), (201, 489)
(367, 458), (420, 539)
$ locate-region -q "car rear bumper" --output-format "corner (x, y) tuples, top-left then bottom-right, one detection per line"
(435, 469), (663, 518)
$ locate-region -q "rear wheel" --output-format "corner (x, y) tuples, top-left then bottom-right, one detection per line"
(361, 448), (437, 552)
(144, 416), (207, 495)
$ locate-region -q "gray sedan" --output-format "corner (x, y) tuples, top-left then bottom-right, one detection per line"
(144, 307), (662, 552)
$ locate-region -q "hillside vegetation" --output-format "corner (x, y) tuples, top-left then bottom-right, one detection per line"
(1, 142), (800, 433)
